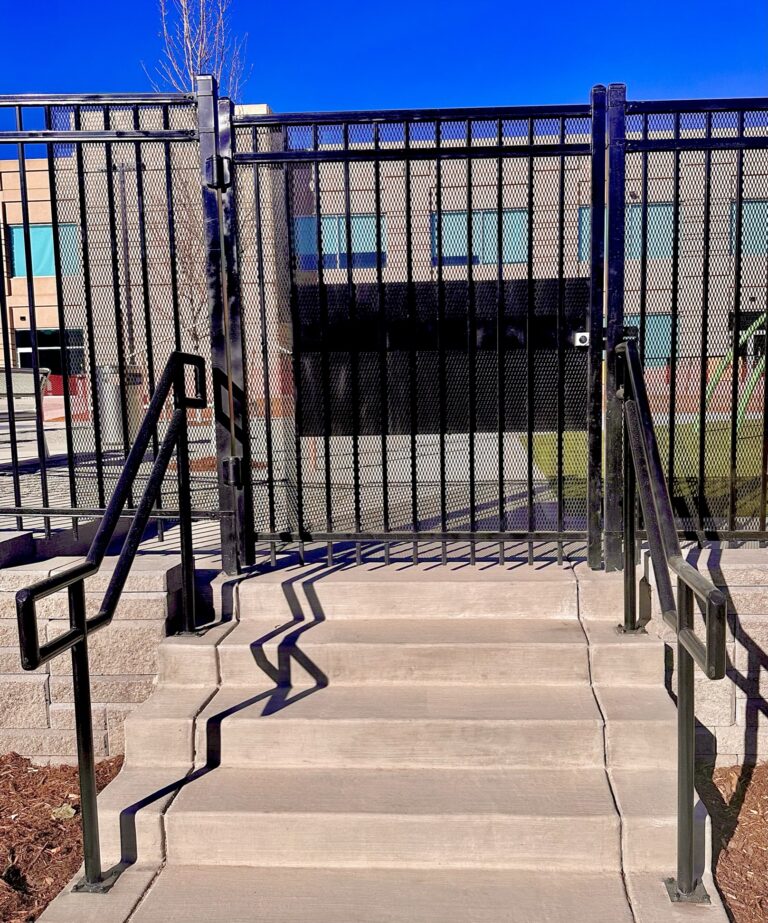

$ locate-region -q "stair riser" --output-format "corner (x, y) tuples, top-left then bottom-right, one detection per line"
(606, 722), (678, 770)
(201, 720), (605, 769)
(590, 646), (664, 686)
(622, 817), (677, 872)
(238, 583), (577, 621)
(166, 814), (621, 870)
(219, 644), (589, 686)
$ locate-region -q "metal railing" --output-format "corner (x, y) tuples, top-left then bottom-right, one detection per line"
(14, 351), (206, 892)
(618, 337), (727, 903)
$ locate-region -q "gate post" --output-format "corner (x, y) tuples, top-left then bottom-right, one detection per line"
(196, 75), (249, 574)
(604, 83), (627, 571)
(587, 85), (607, 570)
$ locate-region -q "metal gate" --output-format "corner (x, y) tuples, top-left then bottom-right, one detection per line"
(228, 87), (607, 567)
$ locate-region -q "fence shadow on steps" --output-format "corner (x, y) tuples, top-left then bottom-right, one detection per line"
(688, 543), (768, 903)
(102, 566), (336, 881)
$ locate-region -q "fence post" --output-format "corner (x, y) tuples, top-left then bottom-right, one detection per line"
(587, 85), (607, 570)
(604, 83), (627, 571)
(218, 95), (255, 567)
(196, 75), (243, 575)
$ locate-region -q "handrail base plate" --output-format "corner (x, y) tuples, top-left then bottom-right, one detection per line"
(665, 878), (711, 904)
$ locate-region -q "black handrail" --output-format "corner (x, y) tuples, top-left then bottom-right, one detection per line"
(617, 337), (726, 904)
(15, 351), (206, 892)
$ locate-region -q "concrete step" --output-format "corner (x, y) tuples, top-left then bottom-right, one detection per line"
(597, 685), (678, 770)
(129, 867), (636, 923)
(584, 620), (665, 686)
(218, 617), (591, 686)
(194, 684), (605, 769)
(237, 561), (578, 621)
(164, 766), (620, 870)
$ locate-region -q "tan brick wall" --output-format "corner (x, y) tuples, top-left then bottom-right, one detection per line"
(0, 555), (182, 762)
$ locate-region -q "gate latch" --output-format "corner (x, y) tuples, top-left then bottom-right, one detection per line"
(222, 455), (242, 489)
(573, 331), (590, 347)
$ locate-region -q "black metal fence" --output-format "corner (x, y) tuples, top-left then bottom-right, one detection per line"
(0, 82), (767, 573)
(0, 91), (226, 544)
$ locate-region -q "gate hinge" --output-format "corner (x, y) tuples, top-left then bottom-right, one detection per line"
(222, 455), (242, 488)
(204, 154), (232, 190)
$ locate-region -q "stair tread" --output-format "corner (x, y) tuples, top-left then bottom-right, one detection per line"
(596, 685), (677, 722)
(198, 683), (603, 722)
(129, 867), (634, 923)
(222, 617), (588, 646)
(167, 766), (617, 816)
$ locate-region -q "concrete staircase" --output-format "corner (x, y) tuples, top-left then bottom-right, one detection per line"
(41, 557), (729, 922)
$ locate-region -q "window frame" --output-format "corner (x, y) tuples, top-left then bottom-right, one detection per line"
(294, 213), (387, 271)
(430, 208), (528, 267)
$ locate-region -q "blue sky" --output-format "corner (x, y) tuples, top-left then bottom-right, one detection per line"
(0, 0), (765, 110)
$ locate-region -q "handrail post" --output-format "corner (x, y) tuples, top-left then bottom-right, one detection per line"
(175, 382), (197, 633)
(68, 582), (103, 891)
(621, 397), (638, 632)
(665, 578), (710, 902)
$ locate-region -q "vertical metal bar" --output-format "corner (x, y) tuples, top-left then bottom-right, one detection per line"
(497, 118), (506, 566)
(74, 107), (105, 508)
(69, 581), (102, 885)
(676, 578), (697, 895)
(45, 105), (78, 531)
(343, 126), (361, 542)
(435, 123), (447, 563)
(313, 129), (333, 541)
(282, 151), (304, 545)
(604, 83), (627, 570)
(219, 97), (255, 566)
(526, 119), (535, 566)
(132, 105), (163, 539)
(16, 110), (51, 536)
(252, 142), (277, 540)
(729, 116), (745, 532)
(405, 122), (418, 562)
(0, 218), (22, 529)
(196, 76), (239, 574)
(556, 117), (566, 550)
(638, 116), (649, 364)
(668, 115), (681, 509)
(103, 109), (133, 467)
(374, 124), (390, 539)
(697, 113), (713, 534)
(466, 120), (477, 567)
(761, 209), (768, 535)
(161, 105), (183, 351)
(587, 85), (607, 569)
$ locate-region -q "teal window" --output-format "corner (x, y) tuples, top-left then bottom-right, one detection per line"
(576, 204), (674, 261)
(625, 203), (674, 259)
(294, 214), (386, 270)
(430, 209), (528, 266)
(626, 312), (674, 369)
(730, 200), (768, 255)
(577, 206), (592, 262)
(10, 224), (79, 277)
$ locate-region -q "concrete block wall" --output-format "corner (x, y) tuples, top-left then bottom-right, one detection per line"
(647, 547), (768, 766)
(0, 553), (182, 762)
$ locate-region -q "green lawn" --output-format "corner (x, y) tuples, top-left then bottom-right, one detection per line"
(530, 417), (766, 520)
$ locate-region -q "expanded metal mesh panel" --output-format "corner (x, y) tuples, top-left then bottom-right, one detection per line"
(235, 111), (593, 542)
(624, 106), (768, 535)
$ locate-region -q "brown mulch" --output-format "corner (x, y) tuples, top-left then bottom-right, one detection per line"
(699, 761), (768, 922)
(0, 752), (123, 923)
